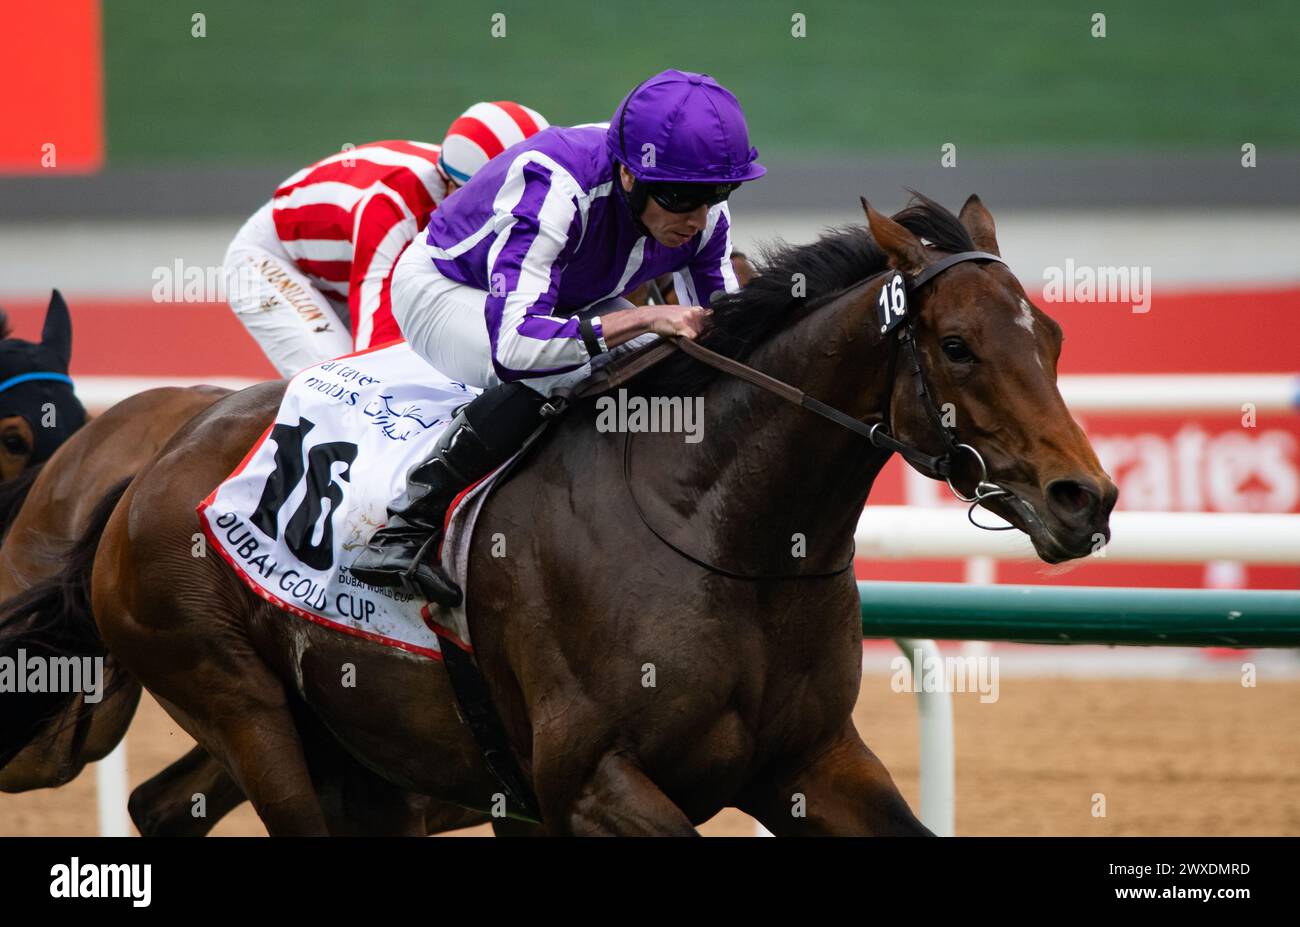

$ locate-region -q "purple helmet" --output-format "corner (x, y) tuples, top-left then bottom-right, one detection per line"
(607, 70), (766, 184)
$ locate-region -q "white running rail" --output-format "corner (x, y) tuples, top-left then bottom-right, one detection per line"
(72, 373), (1300, 415)
(856, 507), (1300, 565)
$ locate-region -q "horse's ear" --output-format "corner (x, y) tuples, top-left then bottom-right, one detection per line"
(861, 196), (925, 276)
(729, 251), (756, 287)
(42, 289), (73, 369)
(958, 194), (1000, 256)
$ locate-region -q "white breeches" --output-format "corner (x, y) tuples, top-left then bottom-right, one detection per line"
(390, 240), (649, 397)
(223, 201), (353, 377)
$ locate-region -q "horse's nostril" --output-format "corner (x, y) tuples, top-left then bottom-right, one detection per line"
(1047, 478), (1098, 521)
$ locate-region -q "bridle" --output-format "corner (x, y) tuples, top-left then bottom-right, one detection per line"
(626, 249), (1021, 580)
(869, 251), (1016, 529)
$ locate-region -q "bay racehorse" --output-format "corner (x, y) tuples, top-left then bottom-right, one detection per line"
(0, 293), (251, 828)
(0, 334), (522, 833)
(41, 194), (1116, 834)
(0, 382), (499, 835)
(0, 385), (227, 792)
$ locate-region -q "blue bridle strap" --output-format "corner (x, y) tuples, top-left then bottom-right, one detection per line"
(0, 371), (75, 394)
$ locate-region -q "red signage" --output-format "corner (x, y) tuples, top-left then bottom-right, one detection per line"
(1, 1), (104, 174)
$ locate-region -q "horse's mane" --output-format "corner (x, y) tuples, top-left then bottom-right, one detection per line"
(632, 191), (975, 396)
(891, 191), (978, 257)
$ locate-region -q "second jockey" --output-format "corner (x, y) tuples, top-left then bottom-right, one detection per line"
(350, 69), (765, 606)
(223, 102), (549, 376)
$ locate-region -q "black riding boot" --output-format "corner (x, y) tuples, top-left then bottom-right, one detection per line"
(349, 381), (547, 606)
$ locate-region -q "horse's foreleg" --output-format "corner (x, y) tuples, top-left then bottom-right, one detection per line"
(739, 724), (932, 836)
(545, 750), (699, 836)
(128, 746), (246, 837)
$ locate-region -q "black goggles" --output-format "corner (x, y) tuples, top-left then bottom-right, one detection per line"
(643, 180), (740, 213)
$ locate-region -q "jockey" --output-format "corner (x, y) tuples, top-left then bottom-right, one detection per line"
(350, 69), (765, 606)
(223, 102), (549, 377)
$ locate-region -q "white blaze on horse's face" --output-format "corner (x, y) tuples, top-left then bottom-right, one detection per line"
(1016, 297), (1044, 369)
(1015, 297), (1036, 333)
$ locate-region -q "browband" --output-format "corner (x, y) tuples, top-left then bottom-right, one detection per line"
(0, 371), (75, 394)
(907, 250), (1005, 291)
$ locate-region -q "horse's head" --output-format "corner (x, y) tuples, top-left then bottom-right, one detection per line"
(0, 290), (87, 479)
(863, 195), (1117, 563)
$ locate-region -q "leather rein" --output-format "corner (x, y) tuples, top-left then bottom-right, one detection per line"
(623, 250), (1018, 581)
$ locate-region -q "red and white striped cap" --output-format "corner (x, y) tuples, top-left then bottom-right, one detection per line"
(438, 101), (549, 185)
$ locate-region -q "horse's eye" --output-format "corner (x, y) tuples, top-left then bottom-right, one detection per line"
(941, 337), (976, 364)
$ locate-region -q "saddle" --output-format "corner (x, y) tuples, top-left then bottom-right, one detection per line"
(430, 337), (679, 823)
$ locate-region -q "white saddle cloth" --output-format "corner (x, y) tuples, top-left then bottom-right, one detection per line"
(199, 340), (495, 659)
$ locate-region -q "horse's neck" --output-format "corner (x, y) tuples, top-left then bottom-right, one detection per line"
(673, 279), (899, 570)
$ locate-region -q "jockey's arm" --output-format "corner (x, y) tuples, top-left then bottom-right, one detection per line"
(599, 303), (708, 344)
(671, 202), (739, 308)
(486, 162), (705, 381)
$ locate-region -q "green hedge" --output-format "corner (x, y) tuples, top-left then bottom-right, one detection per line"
(104, 0), (1300, 163)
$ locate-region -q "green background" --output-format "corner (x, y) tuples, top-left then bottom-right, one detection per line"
(103, 0), (1300, 164)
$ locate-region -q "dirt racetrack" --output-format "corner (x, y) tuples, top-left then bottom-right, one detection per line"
(4, 668), (1299, 836)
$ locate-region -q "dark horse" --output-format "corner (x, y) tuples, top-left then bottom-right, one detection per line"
(42, 195), (1115, 834)
(0, 290), (87, 521)
(0, 290), (114, 788)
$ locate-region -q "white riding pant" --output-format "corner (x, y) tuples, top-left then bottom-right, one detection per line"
(224, 201), (353, 377)
(391, 240), (651, 397)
